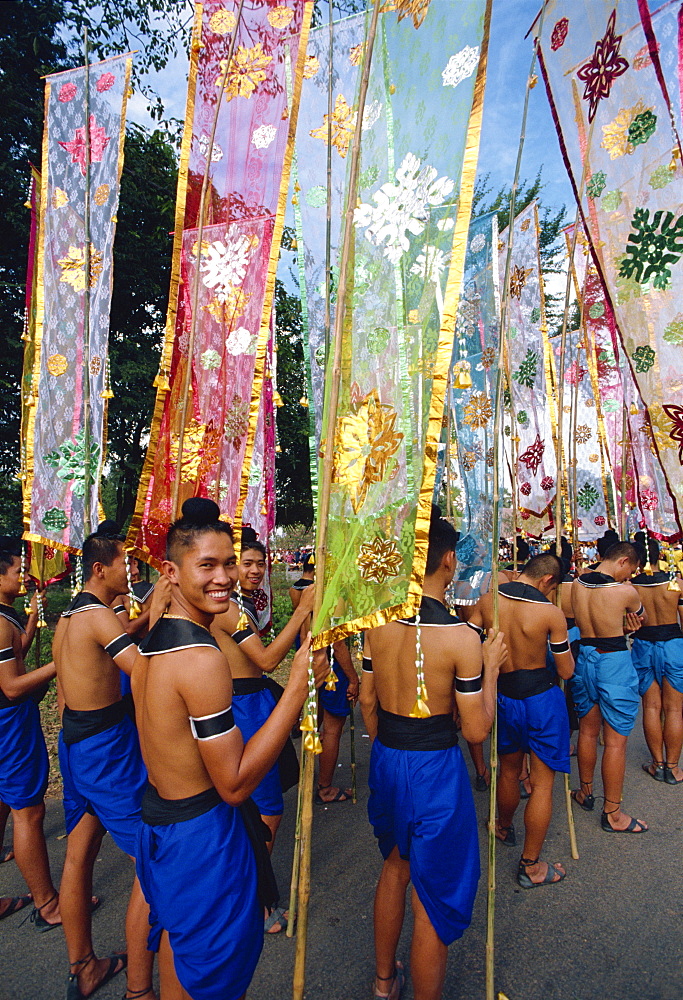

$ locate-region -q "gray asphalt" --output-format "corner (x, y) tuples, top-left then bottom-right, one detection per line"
(1, 708), (681, 1000)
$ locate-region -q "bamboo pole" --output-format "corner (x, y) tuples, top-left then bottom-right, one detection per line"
(82, 28), (93, 538)
(285, 753), (304, 938)
(171, 0), (246, 520)
(292, 6), (381, 999)
(349, 702), (357, 804)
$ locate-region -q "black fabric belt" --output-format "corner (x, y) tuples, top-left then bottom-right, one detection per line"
(498, 668), (556, 700)
(232, 676), (269, 695)
(62, 699), (127, 745)
(579, 636), (628, 653)
(376, 706), (458, 750)
(566, 617), (576, 629)
(634, 623), (683, 643)
(142, 783), (222, 825)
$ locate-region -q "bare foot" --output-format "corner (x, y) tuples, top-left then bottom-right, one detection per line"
(316, 785), (352, 803)
(0, 895), (31, 919)
(264, 905), (288, 934)
(0, 844), (14, 864)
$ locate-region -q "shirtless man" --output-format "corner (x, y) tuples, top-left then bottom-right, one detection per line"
(132, 498), (327, 1000)
(53, 521), (156, 1000)
(470, 553), (574, 888)
(631, 538), (683, 784)
(570, 541), (647, 833)
(0, 536), (61, 927)
(359, 508), (505, 1000)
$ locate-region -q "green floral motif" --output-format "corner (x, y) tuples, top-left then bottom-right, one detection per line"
(512, 348), (539, 389)
(503, 386), (511, 409)
(508, 325), (518, 339)
(517, 410), (528, 424)
(663, 315), (683, 345)
(504, 425), (511, 437)
(305, 185), (326, 208)
(619, 207), (683, 291)
(602, 189), (622, 212)
(587, 170), (607, 199)
(649, 165), (674, 190)
(614, 254), (643, 303)
(602, 398), (619, 412)
(632, 343), (656, 373)
(589, 302), (605, 319)
(530, 306), (541, 324)
(358, 165), (379, 190)
(315, 344), (326, 368)
(42, 507), (68, 531)
(577, 482), (599, 511)
(200, 349), (221, 370)
(628, 109), (657, 147)
(44, 429), (100, 498)
(367, 326), (390, 355)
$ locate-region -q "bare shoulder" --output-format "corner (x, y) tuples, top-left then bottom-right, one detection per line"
(212, 603), (239, 634)
(0, 616), (15, 645)
(450, 623), (482, 677)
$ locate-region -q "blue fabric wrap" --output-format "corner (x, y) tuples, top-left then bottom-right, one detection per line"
(367, 740), (479, 946)
(319, 660), (350, 717)
(136, 800), (262, 1000)
(58, 714), (147, 854)
(231, 687), (283, 816)
(570, 646), (639, 735)
(497, 686), (570, 773)
(0, 700), (49, 809)
(632, 636), (683, 696)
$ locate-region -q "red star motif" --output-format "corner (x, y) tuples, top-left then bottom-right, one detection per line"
(59, 115), (111, 176)
(518, 434), (545, 476)
(577, 10), (629, 123)
(663, 404), (683, 463)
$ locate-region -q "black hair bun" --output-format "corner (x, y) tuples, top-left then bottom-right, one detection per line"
(95, 520), (121, 538)
(0, 535), (21, 556)
(430, 503), (443, 523)
(181, 497), (221, 525)
(241, 525), (258, 545)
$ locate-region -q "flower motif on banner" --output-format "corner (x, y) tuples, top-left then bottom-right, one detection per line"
(305, 185), (327, 208)
(367, 327), (390, 355)
(662, 404), (683, 462)
(517, 411), (528, 424)
(589, 453), (599, 463)
(210, 8), (236, 34)
(59, 115), (111, 175)
(518, 434), (545, 475)
(251, 124), (277, 149)
(201, 233), (254, 301)
(632, 343), (656, 373)
(462, 451), (478, 471)
(206, 285), (251, 322)
(225, 326), (254, 356)
(509, 263), (533, 299)
(333, 389), (403, 513)
(57, 245), (104, 292)
(224, 395), (250, 444)
(169, 419), (219, 482)
(640, 489), (659, 510)
(47, 354), (68, 377)
(470, 233), (486, 254)
(601, 102), (653, 159)
(649, 165), (674, 190)
(303, 55), (319, 78)
(96, 72), (115, 92)
(464, 391), (492, 428)
(217, 44), (273, 102)
(633, 42), (653, 71)
(619, 208), (683, 290)
(200, 349), (221, 371)
(481, 346), (495, 369)
(587, 170), (607, 199)
(393, 0), (432, 29)
(589, 301), (605, 319)
(575, 424), (592, 444)
(576, 10), (629, 124)
(551, 17), (569, 50)
(565, 359), (587, 385)
(349, 43), (364, 66)
(94, 184), (110, 205)
(362, 100), (382, 132)
(90, 356), (102, 376)
(442, 46), (480, 89)
(411, 246), (449, 283)
(44, 429), (100, 497)
(59, 82), (77, 102)
(267, 7), (294, 29)
(541, 476), (554, 491)
(310, 94), (356, 159)
(513, 348), (538, 389)
(42, 507), (69, 531)
(520, 482), (531, 496)
(628, 109), (657, 147)
(594, 514), (606, 526)
(357, 536), (403, 584)
(198, 134), (223, 161)
(577, 482), (600, 510)
(355, 152), (454, 265)
(663, 316), (683, 345)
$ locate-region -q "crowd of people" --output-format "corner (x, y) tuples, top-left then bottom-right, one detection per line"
(0, 504), (681, 1000)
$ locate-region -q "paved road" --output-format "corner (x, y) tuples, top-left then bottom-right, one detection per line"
(1, 708), (681, 1000)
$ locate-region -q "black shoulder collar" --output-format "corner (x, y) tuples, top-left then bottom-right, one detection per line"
(62, 592), (109, 617)
(290, 578), (314, 591)
(632, 571), (669, 587)
(499, 581), (551, 604)
(132, 581), (154, 603)
(229, 592), (260, 630)
(138, 616), (220, 656)
(0, 603), (26, 634)
(578, 572), (620, 589)
(398, 595), (463, 626)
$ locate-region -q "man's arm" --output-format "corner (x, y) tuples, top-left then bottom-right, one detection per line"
(229, 584), (315, 673)
(624, 583), (647, 630)
(21, 590), (39, 655)
(90, 610), (139, 677)
(331, 639), (359, 704)
(454, 627), (506, 744)
(548, 606), (574, 680)
(358, 634), (377, 740)
(183, 639), (329, 805)
(0, 619), (56, 700)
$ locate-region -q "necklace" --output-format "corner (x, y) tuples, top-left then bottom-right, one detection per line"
(163, 613), (211, 633)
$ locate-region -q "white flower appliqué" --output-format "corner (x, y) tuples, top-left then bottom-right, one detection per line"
(410, 246), (450, 283)
(225, 326), (253, 356)
(362, 100), (382, 132)
(198, 133), (223, 161)
(201, 234), (254, 301)
(251, 124), (277, 149)
(469, 233), (486, 253)
(442, 46), (480, 89)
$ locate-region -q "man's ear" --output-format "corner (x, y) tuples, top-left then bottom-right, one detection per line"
(443, 550), (456, 573)
(91, 560), (105, 580)
(161, 559), (180, 585)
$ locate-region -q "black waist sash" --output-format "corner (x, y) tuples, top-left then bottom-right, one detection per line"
(635, 623), (683, 643)
(579, 636), (628, 653)
(232, 676), (269, 695)
(566, 617), (576, 629)
(142, 783), (279, 911)
(231, 676), (299, 793)
(498, 668), (556, 700)
(377, 706), (458, 750)
(62, 699), (127, 745)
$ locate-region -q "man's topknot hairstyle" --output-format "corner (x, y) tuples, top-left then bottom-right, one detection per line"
(597, 528), (620, 558)
(82, 520), (125, 581)
(239, 525), (266, 558)
(166, 497), (233, 562)
(425, 504), (460, 574)
(0, 534), (22, 576)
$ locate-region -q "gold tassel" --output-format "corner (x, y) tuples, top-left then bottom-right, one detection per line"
(299, 396), (309, 407)
(236, 611), (249, 631)
(668, 577), (681, 592)
(304, 732), (323, 754)
(324, 669), (337, 691)
(457, 369), (472, 389)
(644, 559), (653, 576)
(154, 371), (171, 391)
(100, 387), (114, 399)
(299, 714), (316, 733)
(409, 698), (431, 718)
(129, 599), (141, 620)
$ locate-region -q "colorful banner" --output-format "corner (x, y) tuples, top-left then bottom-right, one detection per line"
(312, 0), (490, 644)
(537, 0), (682, 538)
(128, 1), (312, 566)
(23, 54), (132, 552)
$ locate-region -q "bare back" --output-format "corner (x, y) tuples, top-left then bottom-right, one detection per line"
(212, 602), (263, 679)
(475, 590), (564, 672)
(634, 576), (683, 626)
(571, 578), (640, 638)
(53, 607), (126, 711)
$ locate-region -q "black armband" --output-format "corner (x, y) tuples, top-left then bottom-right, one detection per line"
(361, 656), (373, 673)
(190, 706), (236, 741)
(549, 638), (570, 654)
(112, 604), (126, 616)
(230, 626), (255, 645)
(636, 605), (645, 617)
(105, 634), (137, 659)
(455, 673), (482, 694)
(0, 646), (15, 663)
(679, 598), (683, 607)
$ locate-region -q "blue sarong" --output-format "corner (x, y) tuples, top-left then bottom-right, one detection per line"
(570, 646), (639, 736)
(232, 687), (283, 816)
(0, 700), (49, 809)
(632, 636), (683, 696)
(497, 686), (570, 773)
(319, 661), (350, 717)
(368, 740), (479, 946)
(137, 799), (262, 1000)
(58, 714), (147, 855)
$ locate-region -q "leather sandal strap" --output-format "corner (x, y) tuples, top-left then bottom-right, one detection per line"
(70, 950), (95, 969)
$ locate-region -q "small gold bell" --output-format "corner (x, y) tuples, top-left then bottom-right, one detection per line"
(299, 714), (316, 733)
(668, 577), (681, 592)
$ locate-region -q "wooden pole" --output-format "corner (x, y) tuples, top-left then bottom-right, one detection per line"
(349, 702), (357, 803)
(82, 28), (93, 538)
(292, 5), (381, 998)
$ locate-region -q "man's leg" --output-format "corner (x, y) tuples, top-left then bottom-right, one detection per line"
(11, 802), (60, 923)
(601, 721), (648, 831)
(158, 931), (191, 1000)
(0, 800), (13, 862)
(662, 679), (683, 780)
(496, 750), (523, 837)
(260, 813), (282, 855)
(466, 741), (489, 787)
(124, 870), (156, 999)
(641, 681), (664, 770)
(374, 846), (410, 997)
(574, 703), (601, 806)
(317, 710), (351, 801)
(410, 888), (447, 1000)
(519, 752), (564, 885)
